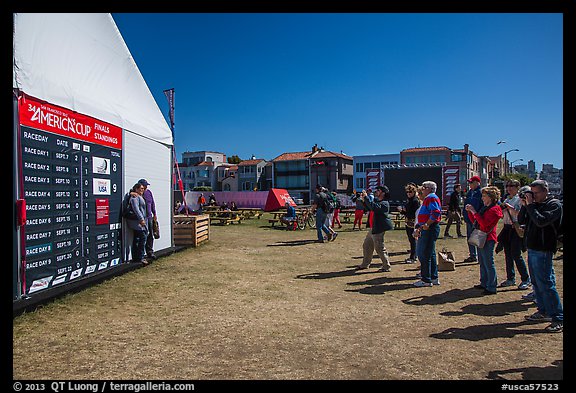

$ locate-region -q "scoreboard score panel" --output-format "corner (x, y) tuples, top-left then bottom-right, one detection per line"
(18, 96), (124, 296)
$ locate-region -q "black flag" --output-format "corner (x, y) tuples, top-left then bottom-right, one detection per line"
(163, 88), (175, 131)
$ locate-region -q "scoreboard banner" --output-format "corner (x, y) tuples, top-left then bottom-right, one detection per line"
(365, 169), (381, 190)
(18, 95), (123, 295)
(442, 166), (460, 206)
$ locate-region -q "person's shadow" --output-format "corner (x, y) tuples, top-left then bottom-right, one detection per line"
(267, 239), (318, 246)
(487, 360), (562, 380)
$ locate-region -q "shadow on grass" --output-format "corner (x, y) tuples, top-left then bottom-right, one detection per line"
(351, 250), (410, 259)
(430, 320), (553, 341)
(487, 360), (563, 380)
(440, 299), (534, 317)
(267, 239), (319, 246)
(296, 268), (367, 280)
(403, 287), (486, 306)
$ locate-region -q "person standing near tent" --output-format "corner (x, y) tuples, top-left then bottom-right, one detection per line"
(127, 182), (149, 266)
(138, 178), (157, 260)
(197, 193), (206, 213)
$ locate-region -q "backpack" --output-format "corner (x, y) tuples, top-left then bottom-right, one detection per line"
(322, 192), (337, 214)
(122, 193), (138, 219)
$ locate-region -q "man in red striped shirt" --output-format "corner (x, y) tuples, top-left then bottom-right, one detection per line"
(413, 181), (443, 287)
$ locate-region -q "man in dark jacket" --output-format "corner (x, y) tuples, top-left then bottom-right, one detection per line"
(444, 183), (464, 238)
(356, 185), (393, 272)
(463, 176), (483, 262)
(518, 180), (563, 333)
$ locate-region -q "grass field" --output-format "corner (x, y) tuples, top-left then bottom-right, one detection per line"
(13, 213), (563, 380)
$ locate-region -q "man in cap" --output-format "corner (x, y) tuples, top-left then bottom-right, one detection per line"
(462, 175), (482, 262)
(138, 178), (158, 260)
(356, 185), (392, 272)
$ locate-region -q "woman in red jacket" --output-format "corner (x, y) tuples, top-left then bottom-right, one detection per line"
(465, 186), (503, 295)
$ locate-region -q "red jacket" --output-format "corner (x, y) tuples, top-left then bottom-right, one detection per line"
(468, 204), (503, 242)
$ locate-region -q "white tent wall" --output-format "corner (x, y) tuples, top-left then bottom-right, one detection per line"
(123, 131), (173, 260)
(13, 13), (175, 301)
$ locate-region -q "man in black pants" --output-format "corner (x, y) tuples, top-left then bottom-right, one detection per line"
(444, 184), (465, 238)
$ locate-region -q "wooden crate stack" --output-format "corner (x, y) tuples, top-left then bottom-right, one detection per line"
(173, 214), (210, 247)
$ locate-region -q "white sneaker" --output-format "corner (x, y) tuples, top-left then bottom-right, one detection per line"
(413, 280), (433, 287)
(432, 278), (440, 285)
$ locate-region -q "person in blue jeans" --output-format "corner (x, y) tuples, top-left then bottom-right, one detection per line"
(465, 186), (503, 295)
(413, 181), (442, 287)
(462, 176), (483, 262)
(518, 180), (563, 333)
(312, 184), (335, 243)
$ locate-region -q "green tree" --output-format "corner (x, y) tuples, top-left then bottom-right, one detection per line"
(227, 155), (242, 164)
(502, 173), (534, 187)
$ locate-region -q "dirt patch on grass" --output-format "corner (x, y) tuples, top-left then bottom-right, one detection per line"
(13, 217), (563, 380)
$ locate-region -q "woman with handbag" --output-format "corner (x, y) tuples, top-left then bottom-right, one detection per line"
(465, 186), (504, 295)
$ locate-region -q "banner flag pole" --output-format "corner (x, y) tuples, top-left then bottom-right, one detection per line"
(164, 88), (188, 216)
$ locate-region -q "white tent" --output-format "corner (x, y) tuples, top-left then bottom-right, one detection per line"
(13, 13), (174, 299)
(13, 13), (172, 145)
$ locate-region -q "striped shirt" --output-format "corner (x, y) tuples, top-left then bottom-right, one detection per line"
(417, 193), (442, 225)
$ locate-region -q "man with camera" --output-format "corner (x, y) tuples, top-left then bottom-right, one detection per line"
(498, 180), (530, 290)
(518, 180), (563, 333)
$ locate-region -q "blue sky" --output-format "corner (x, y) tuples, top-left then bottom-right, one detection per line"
(112, 13), (563, 170)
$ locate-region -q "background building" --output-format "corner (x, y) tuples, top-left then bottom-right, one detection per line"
(353, 153), (400, 191)
(539, 164), (563, 196)
(177, 151), (226, 191)
(237, 158), (268, 191)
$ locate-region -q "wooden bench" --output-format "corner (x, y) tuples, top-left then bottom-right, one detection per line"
(210, 216), (241, 225)
(391, 213), (404, 230)
(268, 218), (280, 227)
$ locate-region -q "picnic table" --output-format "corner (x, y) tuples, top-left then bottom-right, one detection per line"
(390, 211), (404, 229)
(268, 207), (315, 230)
(237, 208), (263, 219)
(339, 208), (356, 223)
(209, 213), (242, 225)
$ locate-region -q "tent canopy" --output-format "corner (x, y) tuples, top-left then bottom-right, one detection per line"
(13, 13), (172, 145)
(264, 188), (296, 212)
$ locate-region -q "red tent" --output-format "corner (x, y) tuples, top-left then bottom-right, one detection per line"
(264, 188), (297, 211)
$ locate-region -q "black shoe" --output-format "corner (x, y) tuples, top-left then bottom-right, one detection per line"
(464, 256), (477, 262)
(147, 254), (157, 260)
(473, 284), (485, 289)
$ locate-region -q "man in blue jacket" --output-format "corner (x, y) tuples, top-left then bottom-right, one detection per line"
(462, 176), (483, 262)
